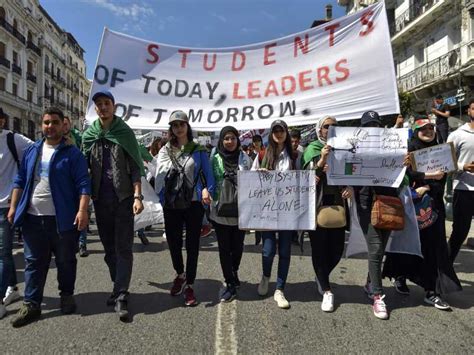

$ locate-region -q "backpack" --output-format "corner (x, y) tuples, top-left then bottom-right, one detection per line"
(217, 169), (238, 217)
(6, 132), (20, 169)
(163, 146), (198, 210)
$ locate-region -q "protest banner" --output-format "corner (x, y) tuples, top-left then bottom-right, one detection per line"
(327, 127), (409, 187)
(411, 142), (457, 174)
(238, 170), (316, 230)
(86, 2), (398, 131)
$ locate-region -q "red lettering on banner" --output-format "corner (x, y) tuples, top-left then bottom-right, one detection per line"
(203, 53), (217, 71)
(335, 59), (350, 82)
(317, 67), (333, 86)
(294, 35), (309, 57)
(178, 49), (192, 68)
(146, 44), (160, 64)
(281, 76), (296, 95)
(264, 80), (279, 97)
(232, 51), (246, 71)
(298, 70), (314, 91)
(325, 23), (340, 47)
(248, 80), (261, 98)
(232, 83), (245, 99)
(359, 10), (374, 36)
(264, 43), (277, 66)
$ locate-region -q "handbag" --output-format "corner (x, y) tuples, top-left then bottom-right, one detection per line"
(371, 194), (405, 230)
(413, 193), (438, 230)
(316, 186), (346, 228)
(216, 170), (238, 217)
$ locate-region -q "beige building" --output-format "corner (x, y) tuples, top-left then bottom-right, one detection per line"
(0, 0), (89, 139)
(338, 0), (474, 120)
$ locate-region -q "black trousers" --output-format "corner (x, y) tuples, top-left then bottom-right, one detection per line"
(164, 202), (204, 285)
(309, 227), (345, 291)
(436, 122), (449, 144)
(213, 221), (245, 286)
(448, 190), (474, 262)
(94, 196), (134, 296)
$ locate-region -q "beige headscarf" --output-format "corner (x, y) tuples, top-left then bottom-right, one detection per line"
(316, 116), (337, 144)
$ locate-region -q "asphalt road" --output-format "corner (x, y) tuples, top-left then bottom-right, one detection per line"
(1, 226), (473, 354)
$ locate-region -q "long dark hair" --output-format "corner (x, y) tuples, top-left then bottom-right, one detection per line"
(263, 126), (293, 170)
(168, 122), (194, 146)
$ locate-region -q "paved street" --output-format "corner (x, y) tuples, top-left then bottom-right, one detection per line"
(1, 225), (474, 354)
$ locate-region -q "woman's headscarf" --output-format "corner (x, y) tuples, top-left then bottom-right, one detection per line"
(302, 116), (337, 169)
(217, 126), (241, 171)
(409, 124), (437, 153)
(316, 115), (335, 144)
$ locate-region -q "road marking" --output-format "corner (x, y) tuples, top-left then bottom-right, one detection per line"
(214, 291), (238, 355)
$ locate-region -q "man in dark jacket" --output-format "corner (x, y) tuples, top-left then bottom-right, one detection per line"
(82, 91), (144, 322)
(8, 107), (91, 327)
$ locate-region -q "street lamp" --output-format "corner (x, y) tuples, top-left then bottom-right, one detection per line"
(455, 87), (465, 121)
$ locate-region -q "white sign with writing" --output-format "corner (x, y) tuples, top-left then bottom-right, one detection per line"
(411, 142), (457, 174)
(327, 127), (409, 187)
(238, 170), (316, 230)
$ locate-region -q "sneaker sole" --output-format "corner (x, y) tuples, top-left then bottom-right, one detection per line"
(170, 281), (187, 296)
(373, 312), (389, 320)
(424, 298), (451, 310)
(184, 300), (198, 307)
(3, 295), (22, 306)
(220, 294), (236, 303)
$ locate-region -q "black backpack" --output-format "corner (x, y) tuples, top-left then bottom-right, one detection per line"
(6, 132), (20, 169)
(217, 169), (238, 217)
(164, 146), (198, 210)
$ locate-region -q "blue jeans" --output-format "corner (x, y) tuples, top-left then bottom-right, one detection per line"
(0, 207), (17, 298)
(79, 229), (87, 246)
(22, 214), (79, 306)
(262, 231), (292, 290)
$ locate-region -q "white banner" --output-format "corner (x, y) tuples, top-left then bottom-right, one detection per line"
(86, 2), (398, 131)
(238, 170), (316, 230)
(327, 127), (408, 187)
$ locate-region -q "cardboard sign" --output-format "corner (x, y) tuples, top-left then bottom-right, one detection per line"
(411, 142), (457, 174)
(238, 170), (316, 230)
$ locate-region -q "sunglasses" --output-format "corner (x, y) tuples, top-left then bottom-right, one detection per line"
(420, 125), (434, 131)
(322, 124), (338, 130)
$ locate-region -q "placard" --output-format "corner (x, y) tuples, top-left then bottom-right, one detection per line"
(327, 127), (408, 187)
(411, 142), (457, 174)
(238, 170), (316, 230)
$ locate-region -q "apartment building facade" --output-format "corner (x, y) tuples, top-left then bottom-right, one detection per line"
(0, 0), (89, 139)
(338, 0), (474, 120)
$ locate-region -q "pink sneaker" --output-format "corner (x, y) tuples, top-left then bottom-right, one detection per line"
(373, 294), (389, 320)
(183, 286), (197, 307)
(200, 224), (212, 238)
(170, 275), (186, 296)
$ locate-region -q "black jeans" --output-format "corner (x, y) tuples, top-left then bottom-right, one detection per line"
(309, 227), (345, 291)
(94, 196), (134, 296)
(448, 190), (474, 262)
(436, 122), (449, 144)
(213, 222), (245, 286)
(164, 202), (204, 285)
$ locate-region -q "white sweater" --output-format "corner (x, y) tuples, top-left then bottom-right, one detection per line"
(447, 122), (474, 191)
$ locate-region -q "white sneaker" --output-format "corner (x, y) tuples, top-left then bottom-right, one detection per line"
(257, 275), (270, 296)
(274, 290), (290, 309)
(321, 291), (334, 312)
(373, 294), (389, 320)
(3, 286), (21, 306)
(0, 303), (6, 319)
(315, 277), (324, 296)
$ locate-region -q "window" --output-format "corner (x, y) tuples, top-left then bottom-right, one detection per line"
(12, 82), (18, 96)
(45, 55), (49, 69)
(0, 7), (6, 21)
(0, 76), (5, 91)
(12, 51), (18, 65)
(0, 42), (5, 58)
(13, 117), (21, 133)
(27, 89), (33, 102)
(27, 60), (33, 74)
(27, 120), (35, 140)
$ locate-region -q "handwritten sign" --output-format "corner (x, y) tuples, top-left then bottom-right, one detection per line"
(238, 170), (316, 230)
(327, 127), (409, 187)
(411, 142), (457, 174)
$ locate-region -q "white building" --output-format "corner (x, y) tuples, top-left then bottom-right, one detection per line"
(0, 0), (89, 139)
(338, 0), (474, 119)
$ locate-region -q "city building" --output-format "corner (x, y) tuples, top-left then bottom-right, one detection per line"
(338, 0), (474, 121)
(0, 0), (89, 139)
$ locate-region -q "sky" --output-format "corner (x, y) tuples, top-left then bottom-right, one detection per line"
(40, 0), (346, 79)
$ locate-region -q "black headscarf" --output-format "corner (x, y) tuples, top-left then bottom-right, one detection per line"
(408, 127), (437, 152)
(217, 126), (241, 172)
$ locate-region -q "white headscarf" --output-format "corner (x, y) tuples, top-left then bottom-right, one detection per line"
(316, 116), (336, 144)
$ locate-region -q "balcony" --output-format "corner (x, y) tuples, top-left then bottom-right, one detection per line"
(0, 18), (26, 44)
(27, 72), (37, 83)
(27, 41), (41, 56)
(398, 49), (460, 92)
(45, 66), (50, 75)
(12, 63), (22, 76)
(391, 0), (450, 45)
(55, 76), (66, 86)
(0, 56), (11, 69)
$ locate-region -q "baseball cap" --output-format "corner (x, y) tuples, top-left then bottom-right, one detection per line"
(270, 119), (288, 131)
(92, 90), (115, 104)
(169, 110), (189, 124)
(361, 111), (381, 126)
(413, 118), (434, 130)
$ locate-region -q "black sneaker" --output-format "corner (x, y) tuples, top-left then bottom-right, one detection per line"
(233, 271), (241, 289)
(60, 295), (77, 314)
(106, 293), (118, 306)
(392, 277), (410, 295)
(137, 233), (149, 245)
(220, 284), (236, 303)
(115, 299), (129, 322)
(79, 244), (89, 257)
(11, 303), (41, 328)
(424, 292), (451, 310)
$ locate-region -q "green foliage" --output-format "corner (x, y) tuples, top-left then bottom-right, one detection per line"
(399, 91), (414, 117)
